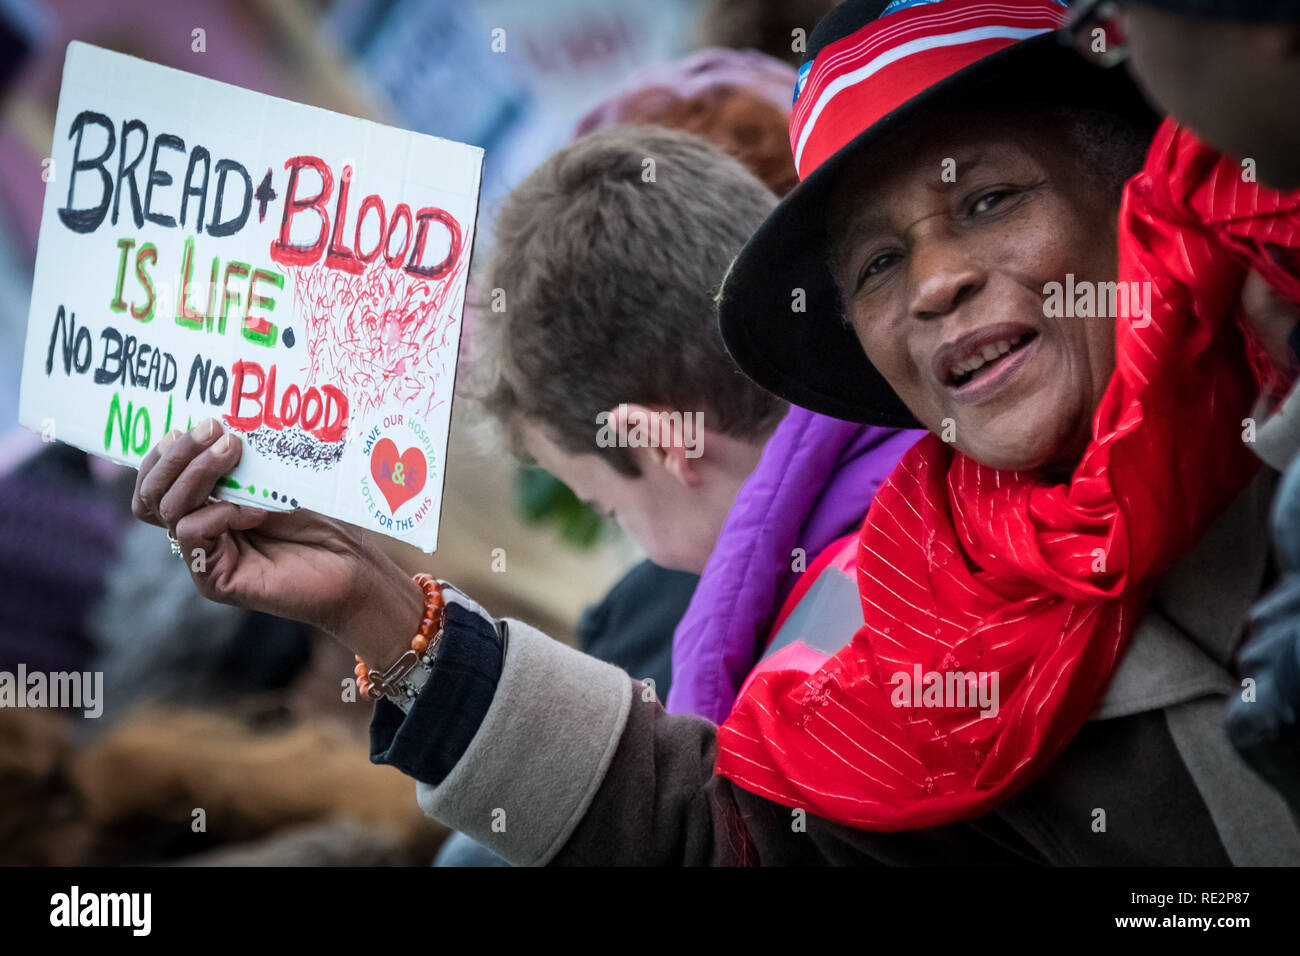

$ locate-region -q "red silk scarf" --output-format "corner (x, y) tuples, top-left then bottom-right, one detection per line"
(716, 122), (1300, 831)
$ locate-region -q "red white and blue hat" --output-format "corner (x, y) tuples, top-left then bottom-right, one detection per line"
(718, 0), (1159, 426)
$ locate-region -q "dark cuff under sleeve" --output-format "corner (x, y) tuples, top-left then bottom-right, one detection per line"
(369, 600), (505, 786)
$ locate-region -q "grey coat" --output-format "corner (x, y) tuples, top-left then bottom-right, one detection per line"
(413, 471), (1300, 866)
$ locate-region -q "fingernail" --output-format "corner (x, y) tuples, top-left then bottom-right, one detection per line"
(191, 418), (217, 441)
(213, 434), (232, 454)
(158, 429), (181, 451)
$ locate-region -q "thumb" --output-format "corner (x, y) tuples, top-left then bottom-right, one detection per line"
(231, 505), (271, 528)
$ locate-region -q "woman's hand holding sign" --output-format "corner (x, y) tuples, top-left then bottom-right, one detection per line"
(132, 418), (424, 670)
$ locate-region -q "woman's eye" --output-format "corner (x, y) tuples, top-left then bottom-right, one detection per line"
(857, 251), (900, 287)
(970, 190), (1013, 215)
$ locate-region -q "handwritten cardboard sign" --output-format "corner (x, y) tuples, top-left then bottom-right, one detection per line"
(19, 42), (483, 552)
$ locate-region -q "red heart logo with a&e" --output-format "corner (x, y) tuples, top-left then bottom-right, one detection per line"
(370, 438), (426, 513)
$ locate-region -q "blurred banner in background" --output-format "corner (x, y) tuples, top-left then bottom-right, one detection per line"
(328, 0), (694, 235)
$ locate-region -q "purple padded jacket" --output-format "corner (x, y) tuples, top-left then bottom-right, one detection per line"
(665, 405), (919, 724)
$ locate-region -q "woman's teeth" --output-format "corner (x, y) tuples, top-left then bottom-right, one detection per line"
(950, 333), (1033, 386)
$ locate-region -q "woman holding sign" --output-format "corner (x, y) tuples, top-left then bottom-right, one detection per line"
(132, 0), (1300, 864)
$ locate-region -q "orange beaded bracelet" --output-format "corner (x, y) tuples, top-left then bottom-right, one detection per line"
(355, 573), (445, 702)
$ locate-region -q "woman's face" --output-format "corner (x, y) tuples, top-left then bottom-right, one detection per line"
(829, 112), (1125, 473)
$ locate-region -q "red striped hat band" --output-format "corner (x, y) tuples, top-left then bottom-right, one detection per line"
(790, 0), (1069, 181)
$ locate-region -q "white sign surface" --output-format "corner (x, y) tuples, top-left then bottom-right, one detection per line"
(20, 42), (484, 552)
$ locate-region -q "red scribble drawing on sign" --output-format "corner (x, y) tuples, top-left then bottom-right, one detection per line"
(284, 250), (468, 422)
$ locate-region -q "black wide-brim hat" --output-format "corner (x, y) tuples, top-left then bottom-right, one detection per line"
(718, 0), (1160, 427)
